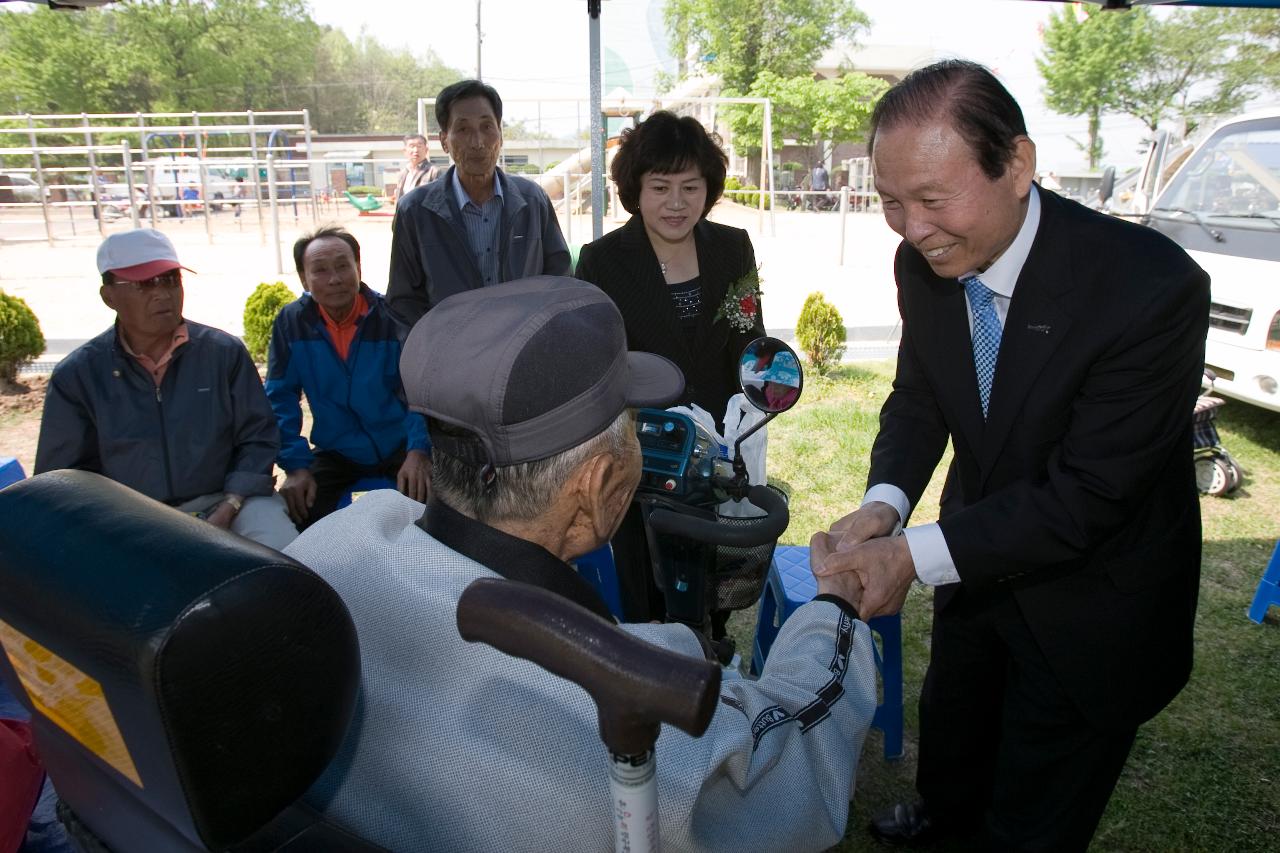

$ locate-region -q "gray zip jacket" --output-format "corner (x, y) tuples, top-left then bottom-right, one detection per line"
(35, 320), (278, 503)
(288, 490), (877, 852)
(386, 165), (570, 326)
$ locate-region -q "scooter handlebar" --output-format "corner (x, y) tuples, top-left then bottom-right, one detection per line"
(456, 577), (721, 756)
(646, 484), (789, 547)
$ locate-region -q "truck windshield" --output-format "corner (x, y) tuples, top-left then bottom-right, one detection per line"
(1156, 118), (1280, 222)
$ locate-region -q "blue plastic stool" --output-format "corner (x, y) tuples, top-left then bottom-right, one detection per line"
(335, 476), (397, 509)
(571, 544), (624, 620)
(0, 457), (25, 490)
(1247, 540), (1280, 624)
(751, 544), (904, 760)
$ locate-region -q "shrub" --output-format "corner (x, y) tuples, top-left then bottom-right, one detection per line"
(795, 292), (846, 375)
(346, 185), (380, 196)
(781, 161), (804, 172)
(243, 281), (296, 364)
(0, 290), (45, 385)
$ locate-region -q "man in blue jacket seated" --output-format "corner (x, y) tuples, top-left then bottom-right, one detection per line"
(286, 277), (878, 852)
(266, 226), (430, 529)
(36, 228), (297, 550)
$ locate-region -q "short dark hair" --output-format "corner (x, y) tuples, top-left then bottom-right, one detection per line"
(869, 60), (1027, 181)
(292, 225), (361, 277)
(403, 133), (428, 145)
(435, 80), (503, 133)
(610, 111), (727, 218)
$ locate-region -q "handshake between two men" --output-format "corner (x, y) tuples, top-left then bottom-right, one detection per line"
(811, 500), (914, 620)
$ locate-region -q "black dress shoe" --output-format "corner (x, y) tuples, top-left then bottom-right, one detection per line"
(869, 800), (942, 846)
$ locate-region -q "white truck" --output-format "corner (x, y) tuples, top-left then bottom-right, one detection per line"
(1106, 110), (1280, 413)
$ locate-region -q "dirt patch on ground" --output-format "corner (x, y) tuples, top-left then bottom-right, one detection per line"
(1, 375), (48, 416)
(1, 375), (46, 477)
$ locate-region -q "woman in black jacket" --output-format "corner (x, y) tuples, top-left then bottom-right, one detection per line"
(576, 111), (765, 625)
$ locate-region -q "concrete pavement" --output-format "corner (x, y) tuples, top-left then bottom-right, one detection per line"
(0, 197), (905, 367)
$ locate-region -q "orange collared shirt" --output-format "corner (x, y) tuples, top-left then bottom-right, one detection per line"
(318, 292), (369, 361)
(121, 322), (190, 386)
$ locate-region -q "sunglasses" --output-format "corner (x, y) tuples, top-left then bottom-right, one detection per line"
(111, 271), (182, 293)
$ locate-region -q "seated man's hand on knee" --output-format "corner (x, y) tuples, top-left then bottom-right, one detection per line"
(397, 450), (432, 504)
(281, 469), (317, 523)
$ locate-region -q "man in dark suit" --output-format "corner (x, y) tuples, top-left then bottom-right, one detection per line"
(814, 60), (1209, 850)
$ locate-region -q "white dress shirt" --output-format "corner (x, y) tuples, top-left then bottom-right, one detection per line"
(863, 188), (1042, 586)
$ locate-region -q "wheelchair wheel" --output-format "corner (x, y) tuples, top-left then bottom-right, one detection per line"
(1223, 457), (1242, 494)
(1195, 455), (1234, 496)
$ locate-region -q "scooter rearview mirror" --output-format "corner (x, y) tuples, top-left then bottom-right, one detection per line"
(738, 336), (804, 414)
(725, 337), (805, 495)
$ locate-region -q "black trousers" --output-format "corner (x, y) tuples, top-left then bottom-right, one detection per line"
(916, 589), (1136, 852)
(300, 447), (407, 531)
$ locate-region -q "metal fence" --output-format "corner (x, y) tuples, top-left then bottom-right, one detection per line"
(0, 110), (317, 247)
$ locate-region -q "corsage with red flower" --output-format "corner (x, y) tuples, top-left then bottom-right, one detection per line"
(714, 267), (762, 332)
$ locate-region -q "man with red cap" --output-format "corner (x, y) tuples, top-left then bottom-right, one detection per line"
(36, 228), (297, 550)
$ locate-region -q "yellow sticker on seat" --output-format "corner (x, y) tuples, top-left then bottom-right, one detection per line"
(0, 618), (142, 787)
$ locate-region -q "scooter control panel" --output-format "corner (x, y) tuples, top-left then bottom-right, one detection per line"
(635, 408), (720, 501)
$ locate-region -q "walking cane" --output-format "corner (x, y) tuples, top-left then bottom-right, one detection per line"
(457, 577), (721, 853)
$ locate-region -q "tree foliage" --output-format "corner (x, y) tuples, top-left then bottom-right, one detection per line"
(1110, 8), (1257, 134)
(1037, 5), (1274, 160)
(0, 1), (463, 134)
(726, 70), (886, 160)
(663, 0), (869, 95)
(1037, 5), (1143, 168)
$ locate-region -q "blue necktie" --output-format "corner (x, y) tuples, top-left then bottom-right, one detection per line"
(962, 275), (1001, 418)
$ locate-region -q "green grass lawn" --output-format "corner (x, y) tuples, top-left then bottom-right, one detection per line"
(727, 361), (1280, 852)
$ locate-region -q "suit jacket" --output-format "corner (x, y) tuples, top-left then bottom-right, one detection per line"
(386, 166), (571, 326)
(869, 186), (1210, 731)
(576, 216), (765, 425)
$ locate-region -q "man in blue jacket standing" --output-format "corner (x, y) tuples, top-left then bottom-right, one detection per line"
(386, 79), (570, 326)
(267, 226), (430, 529)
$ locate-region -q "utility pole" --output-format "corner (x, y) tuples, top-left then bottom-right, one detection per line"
(476, 1), (483, 80)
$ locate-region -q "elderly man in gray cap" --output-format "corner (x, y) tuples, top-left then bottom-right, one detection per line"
(284, 275), (878, 852)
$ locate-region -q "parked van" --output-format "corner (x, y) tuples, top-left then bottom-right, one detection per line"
(140, 156), (245, 212)
(1106, 110), (1280, 413)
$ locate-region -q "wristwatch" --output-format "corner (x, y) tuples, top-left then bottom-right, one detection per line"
(223, 494), (244, 514)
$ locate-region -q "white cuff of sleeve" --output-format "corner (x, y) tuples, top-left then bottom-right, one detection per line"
(861, 484), (910, 533)
(903, 523), (961, 587)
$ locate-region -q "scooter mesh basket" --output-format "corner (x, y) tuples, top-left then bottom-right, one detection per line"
(710, 485), (789, 612)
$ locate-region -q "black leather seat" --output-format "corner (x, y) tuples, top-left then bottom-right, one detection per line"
(0, 470), (382, 852)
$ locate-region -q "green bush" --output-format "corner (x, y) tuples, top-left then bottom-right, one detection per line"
(719, 177), (772, 209)
(0, 290), (44, 385)
(346, 185), (380, 196)
(243, 281), (296, 364)
(781, 161), (804, 172)
(505, 163), (542, 175)
(795, 292), (846, 375)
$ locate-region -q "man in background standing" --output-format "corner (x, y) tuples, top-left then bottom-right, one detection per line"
(391, 134), (439, 205)
(386, 79), (570, 326)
